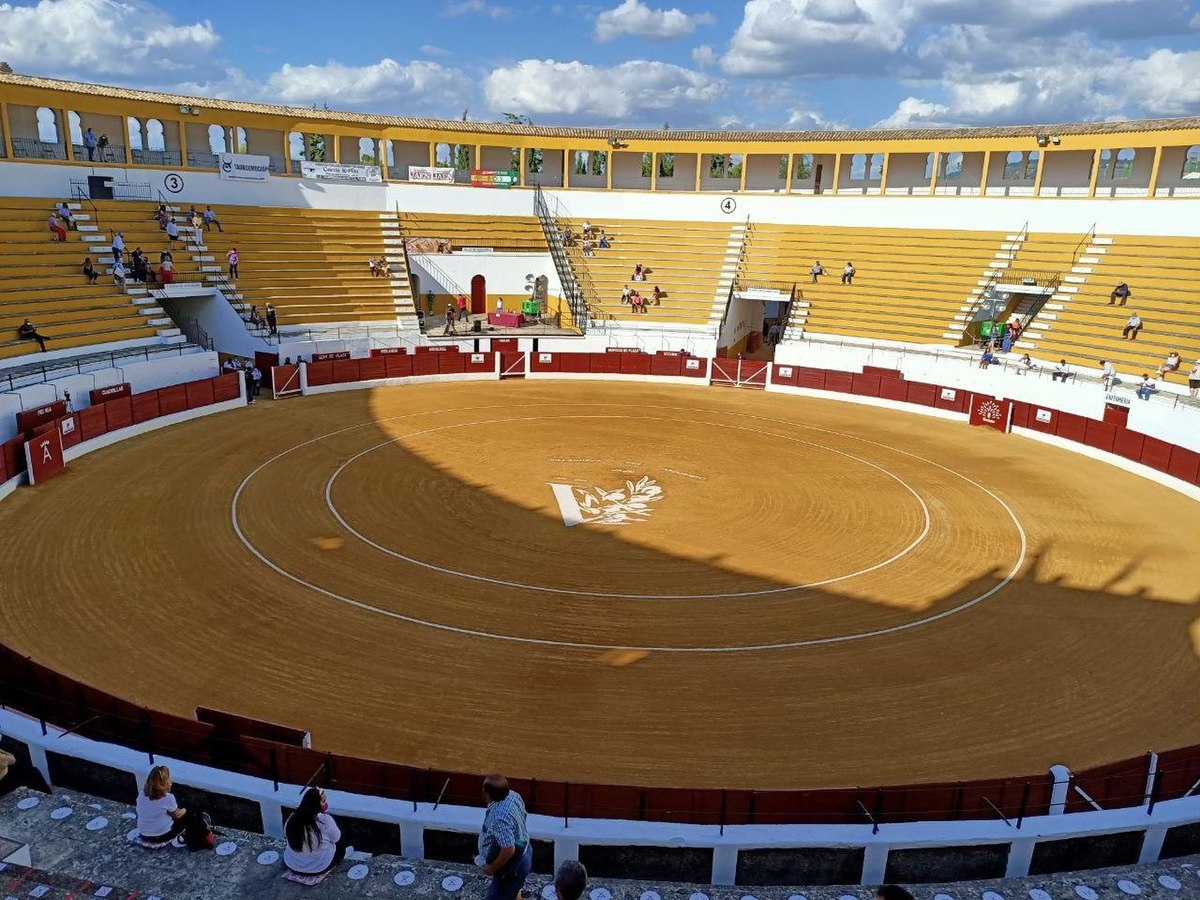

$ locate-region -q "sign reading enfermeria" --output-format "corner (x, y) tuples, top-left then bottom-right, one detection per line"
(218, 152), (271, 181)
(301, 161), (383, 183)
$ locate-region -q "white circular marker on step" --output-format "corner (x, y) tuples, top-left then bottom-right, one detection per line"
(934, 894), (955, 900)
(121, 811), (136, 819)
(689, 893), (709, 900)
(348, 864), (369, 880)
(256, 850), (279, 865)
(787, 894), (808, 900)
(1117, 881), (1141, 895)
(50, 807), (73, 820)
(89, 803), (103, 810)
(1029, 890), (1053, 900)
(741, 894), (759, 900)
(442, 875), (464, 892)
(216, 842), (237, 856)
(641, 891), (661, 900)
(85, 817), (108, 831)
(394, 870), (417, 887)
(16, 797), (40, 810)
(982, 893), (1004, 900)
(126, 828), (140, 842)
(1159, 875), (1182, 890)
(590, 889), (612, 900)
(1074, 888), (1099, 900)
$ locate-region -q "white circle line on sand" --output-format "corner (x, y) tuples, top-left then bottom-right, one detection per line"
(230, 398), (1028, 652)
(322, 413), (933, 599)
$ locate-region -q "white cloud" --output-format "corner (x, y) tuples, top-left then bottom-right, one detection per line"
(0, 0), (219, 80)
(691, 44), (717, 66)
(257, 59), (471, 113)
(440, 0), (514, 18)
(419, 44), (452, 58)
(595, 0), (715, 42)
(483, 58), (723, 121)
(785, 108), (848, 130)
(873, 96), (953, 129)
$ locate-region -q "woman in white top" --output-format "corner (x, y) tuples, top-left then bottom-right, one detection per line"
(1188, 361), (1200, 399)
(136, 765), (187, 844)
(284, 787), (347, 875)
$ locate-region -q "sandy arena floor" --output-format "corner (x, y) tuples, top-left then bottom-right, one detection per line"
(1, 380), (1198, 790)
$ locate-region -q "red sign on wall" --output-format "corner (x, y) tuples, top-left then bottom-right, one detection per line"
(88, 383), (132, 405)
(24, 429), (65, 485)
(968, 394), (1014, 432)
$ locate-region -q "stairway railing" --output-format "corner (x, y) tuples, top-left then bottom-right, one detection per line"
(958, 221), (1029, 345)
(1071, 223), (1097, 268)
(717, 216), (752, 340)
(533, 186), (591, 333)
(779, 282), (801, 342)
(395, 204), (469, 328)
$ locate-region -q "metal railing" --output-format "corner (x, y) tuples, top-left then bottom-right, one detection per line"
(958, 221), (1028, 345)
(0, 343), (202, 393)
(180, 317), (215, 351)
(1072, 222), (1098, 268)
(717, 217), (752, 340)
(533, 187), (591, 333)
(68, 183), (102, 232)
(69, 178), (152, 201)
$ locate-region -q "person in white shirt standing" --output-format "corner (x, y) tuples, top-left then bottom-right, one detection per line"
(284, 787), (348, 876)
(136, 766), (188, 846)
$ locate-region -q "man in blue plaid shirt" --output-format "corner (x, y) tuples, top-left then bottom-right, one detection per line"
(476, 774), (532, 900)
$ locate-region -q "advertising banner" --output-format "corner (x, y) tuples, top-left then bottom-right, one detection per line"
(969, 394), (1014, 432)
(408, 166), (455, 184)
(301, 161), (383, 183)
(470, 169), (518, 188)
(218, 153), (271, 181)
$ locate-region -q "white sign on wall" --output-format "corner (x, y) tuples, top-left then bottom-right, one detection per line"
(218, 152), (271, 181)
(301, 161), (383, 183)
(408, 166), (455, 184)
(1036, 409), (1053, 423)
(1105, 392), (1132, 408)
(940, 388), (957, 401)
(539, 353), (553, 363)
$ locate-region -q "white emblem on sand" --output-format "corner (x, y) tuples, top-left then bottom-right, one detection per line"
(548, 476), (663, 526)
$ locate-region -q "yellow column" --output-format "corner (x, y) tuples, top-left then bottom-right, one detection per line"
(0, 103), (14, 159)
(784, 153), (794, 193)
(980, 150), (992, 196)
(738, 152), (747, 192)
(1087, 149), (1101, 198)
(61, 109), (74, 161)
(1146, 145), (1163, 198)
(123, 117), (133, 165)
(428, 142), (436, 167)
(928, 152), (940, 196)
(332, 133), (341, 164)
(878, 152), (889, 194)
(177, 120), (190, 168)
(474, 143), (481, 176)
(606, 151), (612, 190)
(564, 150), (572, 189)
(650, 153), (657, 191)
(282, 132), (292, 175)
(694, 153), (702, 192)
(519, 148), (526, 187)
(831, 154), (842, 195)
(1032, 151), (1045, 197)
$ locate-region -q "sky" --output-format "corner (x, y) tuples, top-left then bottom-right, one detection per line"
(1, 0), (1199, 131)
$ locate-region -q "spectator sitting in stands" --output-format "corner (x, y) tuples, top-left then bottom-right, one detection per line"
(203, 206), (224, 233)
(136, 766), (187, 847)
(17, 319), (47, 352)
(841, 262), (855, 285)
(189, 207), (204, 234)
(553, 861), (587, 900)
(83, 256), (98, 284)
(1100, 359), (1116, 390)
(620, 285), (632, 304)
(1122, 312), (1143, 340)
(1015, 352), (1036, 375)
(368, 257), (380, 277)
(1052, 359), (1072, 382)
(249, 306), (264, 328)
(48, 212), (66, 242)
(582, 239), (595, 257)
(598, 229), (610, 249)
(1137, 374), (1157, 401)
(284, 787), (348, 880)
(160, 248), (173, 265)
(1157, 351), (1181, 378)
(1189, 360), (1200, 399)
(112, 260), (127, 293)
(631, 291), (646, 314)
(810, 261), (825, 283)
(56, 201), (76, 230)
(652, 285), (662, 305)
(1109, 282), (1131, 306)
(562, 226), (575, 247)
(380, 259), (392, 277)
(582, 220), (593, 236)
(979, 347), (995, 369)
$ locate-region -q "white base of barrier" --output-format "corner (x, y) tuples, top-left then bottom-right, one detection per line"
(527, 372), (708, 387)
(765, 382), (968, 422)
(0, 473), (19, 502)
(62, 396), (247, 464)
(302, 372), (500, 396)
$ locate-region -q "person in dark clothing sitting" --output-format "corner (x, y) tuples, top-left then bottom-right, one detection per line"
(18, 319), (47, 352)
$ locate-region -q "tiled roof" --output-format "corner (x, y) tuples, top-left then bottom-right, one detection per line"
(4, 73), (1200, 143)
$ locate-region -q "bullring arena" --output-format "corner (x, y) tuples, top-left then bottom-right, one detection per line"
(1, 70), (1200, 898)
